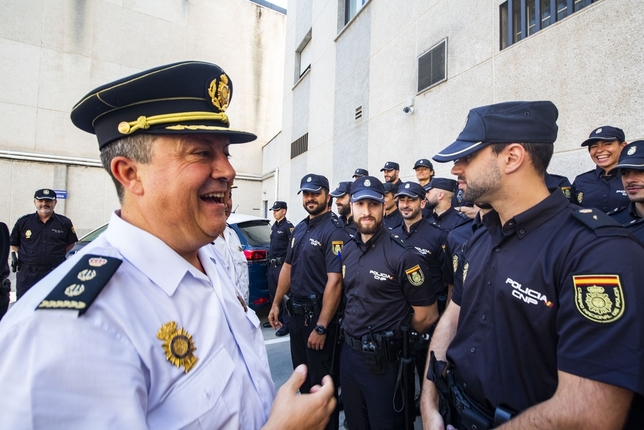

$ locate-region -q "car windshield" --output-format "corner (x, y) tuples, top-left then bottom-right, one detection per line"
(80, 224), (108, 242)
(235, 221), (271, 246)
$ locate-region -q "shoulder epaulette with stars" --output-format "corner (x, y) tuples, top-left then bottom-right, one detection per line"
(36, 254), (121, 316)
(331, 216), (342, 229)
(390, 233), (407, 248)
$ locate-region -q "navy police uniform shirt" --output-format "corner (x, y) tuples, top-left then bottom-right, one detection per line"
(10, 213), (78, 266)
(445, 216), (479, 288)
(383, 209), (403, 231)
(427, 207), (470, 232)
(391, 219), (450, 290)
(341, 226), (436, 339)
(609, 203), (644, 243)
(284, 211), (348, 300)
(447, 191), (644, 414)
(545, 172), (572, 201)
(339, 215), (358, 238)
(268, 218), (294, 258)
(571, 166), (629, 212)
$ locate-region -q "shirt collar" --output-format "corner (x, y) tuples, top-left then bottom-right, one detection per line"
(104, 211), (210, 296)
(305, 210), (333, 227)
(355, 225), (387, 250)
(483, 191), (569, 244)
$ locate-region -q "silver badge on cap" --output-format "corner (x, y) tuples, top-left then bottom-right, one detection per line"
(405, 183), (410, 189)
(307, 177), (312, 182)
(595, 128), (603, 134)
(628, 146), (637, 156)
(364, 179), (371, 187)
(43, 190), (50, 195)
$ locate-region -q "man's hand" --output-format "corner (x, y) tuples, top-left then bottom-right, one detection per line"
(420, 381), (446, 430)
(307, 331), (326, 350)
(268, 304), (282, 329)
(262, 365), (336, 430)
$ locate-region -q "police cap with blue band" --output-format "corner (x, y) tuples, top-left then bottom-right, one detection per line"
(350, 176), (385, 203)
(71, 61), (257, 149)
(614, 140), (644, 171)
(581, 126), (625, 147)
(330, 181), (352, 197)
(396, 182), (426, 199)
(433, 101), (558, 163)
(298, 174), (329, 194)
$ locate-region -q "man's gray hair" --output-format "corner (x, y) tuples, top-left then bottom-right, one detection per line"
(100, 134), (155, 202)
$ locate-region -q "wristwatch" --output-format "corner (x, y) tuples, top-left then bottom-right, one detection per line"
(314, 324), (327, 335)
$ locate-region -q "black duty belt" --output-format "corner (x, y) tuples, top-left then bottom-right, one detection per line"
(344, 334), (363, 351)
(290, 300), (315, 316)
(25, 264), (55, 273)
(267, 256), (285, 267)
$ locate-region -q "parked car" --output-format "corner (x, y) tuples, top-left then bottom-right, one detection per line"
(66, 213), (272, 310)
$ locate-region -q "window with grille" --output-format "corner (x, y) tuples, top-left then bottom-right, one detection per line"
(290, 133), (308, 159)
(500, 0), (597, 49)
(417, 39), (447, 93)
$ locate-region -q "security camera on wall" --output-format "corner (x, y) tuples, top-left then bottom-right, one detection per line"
(403, 106), (414, 114)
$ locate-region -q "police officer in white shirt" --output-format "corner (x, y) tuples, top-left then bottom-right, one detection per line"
(0, 61), (335, 430)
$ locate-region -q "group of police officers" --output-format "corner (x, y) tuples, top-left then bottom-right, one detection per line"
(268, 104), (644, 429)
(0, 59), (642, 430)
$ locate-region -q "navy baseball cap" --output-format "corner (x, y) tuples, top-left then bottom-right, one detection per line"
(614, 140), (644, 171)
(352, 168), (369, 178)
(380, 161), (400, 171)
(350, 176), (385, 203)
(298, 174), (329, 194)
(426, 178), (457, 192)
(34, 189), (56, 200)
(383, 182), (398, 195)
(433, 101), (558, 163)
(330, 181), (352, 197)
(413, 159), (434, 170)
(396, 182), (426, 199)
(270, 201), (287, 210)
(580, 126), (626, 147)
(71, 61), (257, 149)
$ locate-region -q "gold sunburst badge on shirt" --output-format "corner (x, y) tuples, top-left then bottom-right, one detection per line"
(157, 321), (198, 373)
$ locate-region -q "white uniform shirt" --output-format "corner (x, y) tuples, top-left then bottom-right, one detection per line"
(213, 225), (250, 304)
(0, 211), (275, 429)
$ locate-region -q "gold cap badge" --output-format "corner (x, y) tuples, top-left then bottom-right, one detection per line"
(157, 321), (198, 373)
(208, 74), (230, 112)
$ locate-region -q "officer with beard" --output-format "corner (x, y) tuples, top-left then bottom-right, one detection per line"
(341, 176), (439, 429)
(330, 181), (357, 237)
(424, 179), (469, 231)
(269, 174), (349, 430)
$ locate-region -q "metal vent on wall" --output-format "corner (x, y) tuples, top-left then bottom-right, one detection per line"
(418, 39), (447, 93)
(290, 133), (309, 159)
(355, 106), (363, 121)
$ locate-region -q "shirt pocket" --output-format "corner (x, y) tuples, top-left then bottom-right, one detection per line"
(147, 345), (236, 429)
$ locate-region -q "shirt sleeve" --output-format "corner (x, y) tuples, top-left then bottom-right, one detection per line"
(0, 315), (149, 429)
(398, 247), (437, 307)
(65, 218), (79, 244)
(324, 228), (348, 273)
(9, 218), (22, 247)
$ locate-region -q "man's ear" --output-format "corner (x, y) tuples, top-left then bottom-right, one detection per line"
(111, 156), (144, 196)
(503, 143), (526, 174)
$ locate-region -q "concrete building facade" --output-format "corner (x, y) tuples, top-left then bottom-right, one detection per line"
(267, 0), (644, 222)
(1, 0), (286, 235)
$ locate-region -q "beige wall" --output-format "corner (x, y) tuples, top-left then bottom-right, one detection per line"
(0, 0), (285, 233)
(273, 0), (644, 222)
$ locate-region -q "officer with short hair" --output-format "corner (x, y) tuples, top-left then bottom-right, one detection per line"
(266, 201), (294, 336)
(414, 159), (435, 188)
(424, 179), (469, 231)
(340, 176), (439, 430)
(10, 189), (78, 299)
(571, 126), (629, 212)
(421, 101), (644, 430)
(330, 181), (357, 237)
(352, 168), (369, 180)
(269, 174), (349, 430)
(383, 182), (403, 231)
(609, 140), (644, 242)
(380, 161), (402, 190)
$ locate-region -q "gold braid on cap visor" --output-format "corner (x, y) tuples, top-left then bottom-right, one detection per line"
(117, 111), (229, 135)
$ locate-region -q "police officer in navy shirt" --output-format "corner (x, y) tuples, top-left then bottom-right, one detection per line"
(380, 161), (402, 191)
(10, 189), (77, 299)
(414, 158), (435, 188)
(340, 176), (438, 430)
(330, 181), (357, 237)
(269, 174), (348, 430)
(609, 140), (644, 242)
(421, 101), (644, 430)
(266, 201), (294, 336)
(571, 126), (629, 212)
(382, 182), (403, 231)
(424, 178), (469, 231)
